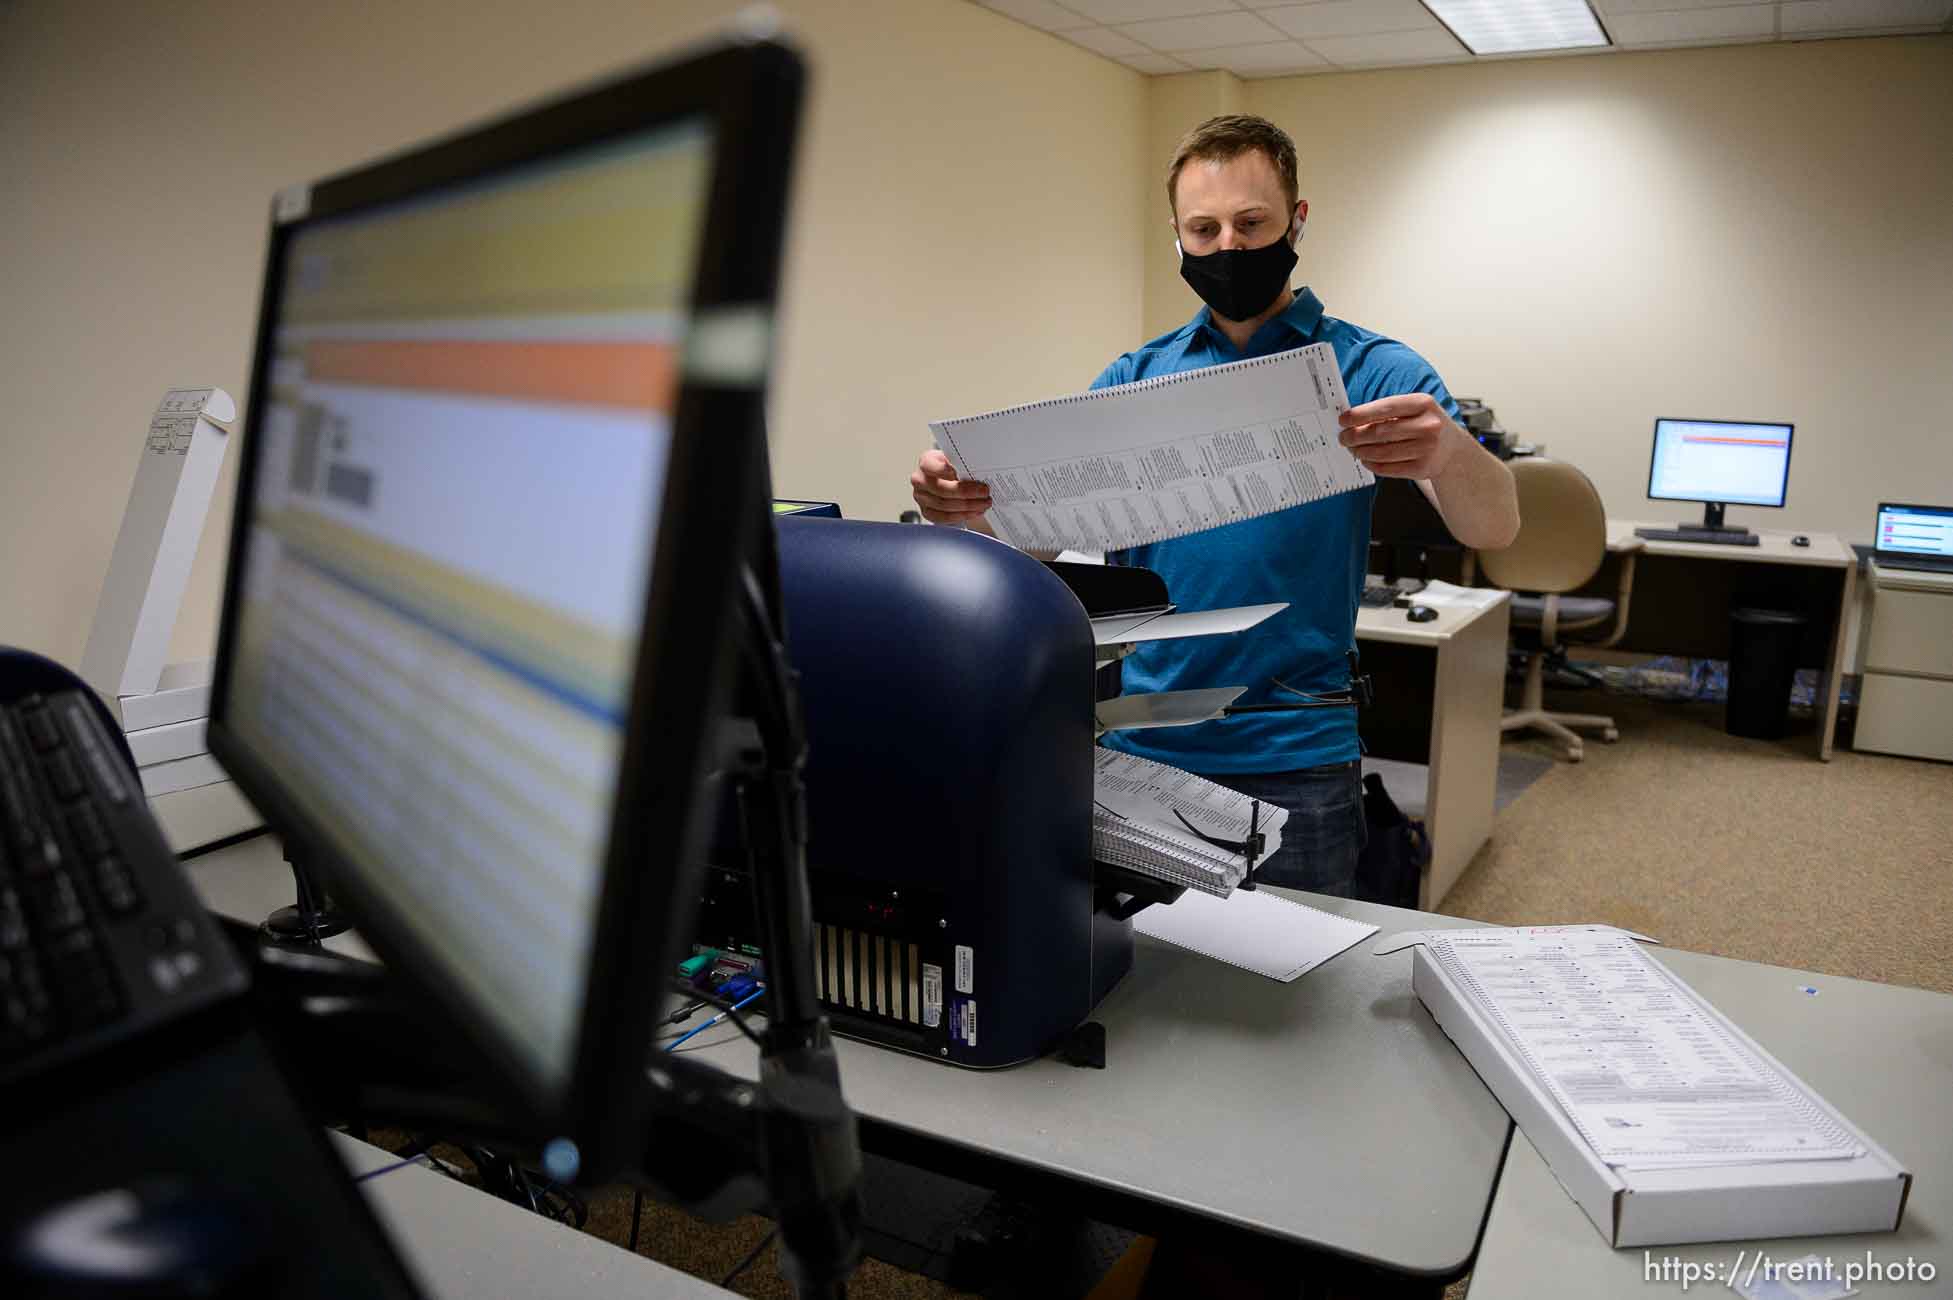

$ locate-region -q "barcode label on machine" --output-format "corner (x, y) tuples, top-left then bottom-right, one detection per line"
(922, 964), (943, 1028)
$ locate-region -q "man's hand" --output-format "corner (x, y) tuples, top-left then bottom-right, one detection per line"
(1341, 393), (1519, 549)
(1338, 393), (1467, 480)
(911, 449), (995, 532)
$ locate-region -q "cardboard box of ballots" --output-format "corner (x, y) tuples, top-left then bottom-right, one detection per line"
(1377, 925), (1910, 1249)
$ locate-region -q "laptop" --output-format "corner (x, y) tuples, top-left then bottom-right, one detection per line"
(1871, 502), (1953, 574)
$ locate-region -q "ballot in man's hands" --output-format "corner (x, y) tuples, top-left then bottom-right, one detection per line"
(1338, 393), (1466, 481)
(911, 449), (996, 532)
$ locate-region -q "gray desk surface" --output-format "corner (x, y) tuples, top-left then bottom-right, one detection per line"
(332, 1132), (731, 1298)
(1467, 946), (1953, 1297)
(189, 837), (1511, 1277)
(687, 889), (1512, 1279)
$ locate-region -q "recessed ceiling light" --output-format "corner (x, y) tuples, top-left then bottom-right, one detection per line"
(1421, 0), (1611, 54)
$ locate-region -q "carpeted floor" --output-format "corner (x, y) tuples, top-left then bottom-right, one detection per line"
(410, 689), (1952, 1296)
(1441, 689), (1953, 994)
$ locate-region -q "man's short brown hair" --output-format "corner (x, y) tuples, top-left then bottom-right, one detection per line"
(1166, 115), (1299, 215)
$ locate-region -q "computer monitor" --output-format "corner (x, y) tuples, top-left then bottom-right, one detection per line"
(206, 37), (804, 1183)
(1646, 417), (1794, 533)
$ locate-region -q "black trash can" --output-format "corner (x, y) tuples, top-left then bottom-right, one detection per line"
(1726, 607), (1807, 739)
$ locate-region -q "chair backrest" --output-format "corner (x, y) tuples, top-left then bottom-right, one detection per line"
(1478, 457), (1607, 594)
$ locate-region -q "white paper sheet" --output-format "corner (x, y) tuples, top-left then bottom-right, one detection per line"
(931, 344), (1368, 554)
(1091, 602), (1288, 649)
(1427, 929), (1863, 1169)
(1404, 580), (1501, 610)
(1134, 888), (1378, 982)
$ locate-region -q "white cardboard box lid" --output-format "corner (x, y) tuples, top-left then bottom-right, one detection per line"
(1393, 931), (1910, 1248)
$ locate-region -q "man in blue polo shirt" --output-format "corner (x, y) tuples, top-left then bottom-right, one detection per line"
(912, 115), (1517, 898)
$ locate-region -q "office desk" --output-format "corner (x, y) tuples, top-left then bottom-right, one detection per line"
(693, 890), (1512, 1292)
(335, 1133), (732, 1298)
(1594, 522), (1856, 759)
(189, 837), (1511, 1290)
(1356, 591), (1511, 910)
(1466, 948), (1953, 1297)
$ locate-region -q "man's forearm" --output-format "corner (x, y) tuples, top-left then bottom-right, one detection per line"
(1422, 429), (1520, 551)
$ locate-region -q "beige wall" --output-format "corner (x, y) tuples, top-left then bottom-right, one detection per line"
(6, 4), (1948, 678)
(0, 0), (1144, 671)
(1142, 70), (1247, 337)
(1236, 37), (1953, 541)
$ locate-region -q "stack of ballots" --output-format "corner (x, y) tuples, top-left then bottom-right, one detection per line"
(1093, 747), (1287, 896)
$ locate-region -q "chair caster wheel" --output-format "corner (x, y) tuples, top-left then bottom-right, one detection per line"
(1602, 728), (1619, 743)
(1566, 746), (1584, 762)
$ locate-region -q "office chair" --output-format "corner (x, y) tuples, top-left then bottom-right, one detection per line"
(1479, 458), (1638, 761)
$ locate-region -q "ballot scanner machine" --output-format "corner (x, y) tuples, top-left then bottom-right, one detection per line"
(694, 519), (1287, 1068)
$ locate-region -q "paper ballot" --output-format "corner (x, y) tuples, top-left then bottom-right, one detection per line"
(1092, 749), (1288, 896)
(1425, 928), (1863, 1169)
(931, 344), (1368, 554)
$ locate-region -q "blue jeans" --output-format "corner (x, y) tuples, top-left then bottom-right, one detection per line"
(1191, 760), (1366, 898)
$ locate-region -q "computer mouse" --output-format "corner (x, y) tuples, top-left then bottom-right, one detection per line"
(1407, 604), (1439, 623)
(6, 1178), (266, 1297)
(1792, 535), (1810, 547)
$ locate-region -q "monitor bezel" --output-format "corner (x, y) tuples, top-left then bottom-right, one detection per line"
(1644, 416), (1796, 510)
(1872, 501), (1953, 559)
(206, 37), (804, 1182)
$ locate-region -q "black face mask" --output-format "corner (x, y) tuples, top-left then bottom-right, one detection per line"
(1178, 234), (1298, 323)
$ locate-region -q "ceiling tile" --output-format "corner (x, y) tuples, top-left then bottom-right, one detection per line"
(1117, 50), (1199, 70)
(1063, 24), (1159, 54)
(1779, 0), (1952, 30)
(1062, 0), (1242, 21)
(1186, 39), (1337, 72)
(1594, 0), (1773, 13)
(1606, 3), (1777, 40)
(975, 0), (1098, 31)
(1118, 10), (1291, 48)
(1261, 0), (1440, 39)
(1306, 26), (1473, 62)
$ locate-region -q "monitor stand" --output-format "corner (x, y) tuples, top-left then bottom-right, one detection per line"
(1676, 502), (1750, 537)
(263, 850), (351, 946)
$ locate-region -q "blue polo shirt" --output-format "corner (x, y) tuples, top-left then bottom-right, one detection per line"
(1096, 287), (1460, 774)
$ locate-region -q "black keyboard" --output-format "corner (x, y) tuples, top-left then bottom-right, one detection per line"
(0, 690), (245, 1084)
(1634, 527), (1761, 546)
(1360, 584), (1400, 608)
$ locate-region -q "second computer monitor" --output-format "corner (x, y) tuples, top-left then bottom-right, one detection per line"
(1646, 417), (1793, 532)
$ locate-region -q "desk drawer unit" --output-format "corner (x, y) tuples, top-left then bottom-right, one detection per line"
(1856, 674), (1953, 763)
(1857, 565), (1953, 762)
(1864, 586), (1953, 678)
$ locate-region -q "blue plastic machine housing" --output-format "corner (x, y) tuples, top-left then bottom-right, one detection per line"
(766, 518), (1132, 1067)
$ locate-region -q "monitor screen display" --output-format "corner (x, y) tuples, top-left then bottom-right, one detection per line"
(1647, 418), (1793, 508)
(1875, 504), (1953, 558)
(224, 118), (714, 1094)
